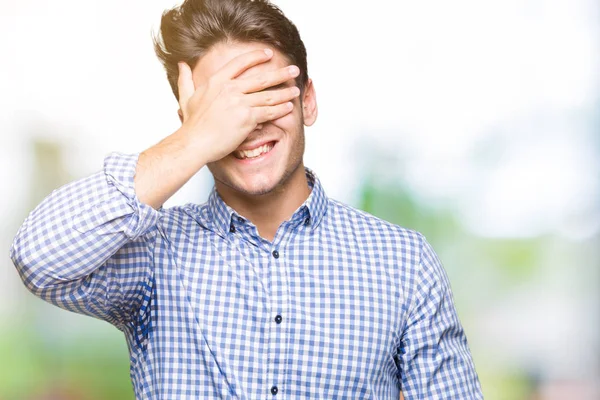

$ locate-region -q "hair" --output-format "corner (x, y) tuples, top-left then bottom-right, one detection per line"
(153, 0), (308, 100)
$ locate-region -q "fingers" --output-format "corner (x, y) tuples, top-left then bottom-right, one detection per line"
(177, 62), (195, 112)
(238, 65), (300, 94)
(253, 102), (294, 124)
(245, 86), (301, 107)
(218, 48), (275, 81)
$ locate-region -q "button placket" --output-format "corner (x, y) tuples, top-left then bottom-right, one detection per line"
(266, 241), (288, 400)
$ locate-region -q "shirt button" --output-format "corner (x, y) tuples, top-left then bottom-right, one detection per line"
(274, 315), (282, 324)
(237, 216), (244, 223)
(272, 250), (279, 259)
(271, 386), (278, 395)
(229, 224), (236, 233)
(304, 217), (310, 226)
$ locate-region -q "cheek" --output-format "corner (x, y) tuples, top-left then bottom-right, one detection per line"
(270, 106), (302, 132)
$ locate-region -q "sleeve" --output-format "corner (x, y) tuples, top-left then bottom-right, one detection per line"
(9, 152), (160, 329)
(398, 235), (483, 399)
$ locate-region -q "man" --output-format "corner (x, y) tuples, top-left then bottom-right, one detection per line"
(10, 0), (483, 398)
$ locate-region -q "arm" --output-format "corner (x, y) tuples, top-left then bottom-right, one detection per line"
(10, 153), (159, 328)
(398, 236), (483, 399)
(10, 48), (300, 327)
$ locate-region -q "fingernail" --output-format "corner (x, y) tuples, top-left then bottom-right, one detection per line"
(289, 66), (299, 76)
(264, 48), (273, 57)
(292, 87), (300, 96)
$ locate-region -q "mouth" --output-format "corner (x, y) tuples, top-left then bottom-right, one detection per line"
(233, 141), (277, 161)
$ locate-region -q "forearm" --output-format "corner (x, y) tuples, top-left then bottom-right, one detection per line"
(10, 153), (159, 294)
(134, 127), (210, 210)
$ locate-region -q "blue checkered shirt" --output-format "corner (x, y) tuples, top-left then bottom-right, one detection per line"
(10, 153), (482, 399)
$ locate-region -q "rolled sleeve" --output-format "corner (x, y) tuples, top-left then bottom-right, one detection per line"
(72, 152), (159, 238)
(10, 152), (158, 327)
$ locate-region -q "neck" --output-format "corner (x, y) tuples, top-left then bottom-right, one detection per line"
(215, 164), (311, 242)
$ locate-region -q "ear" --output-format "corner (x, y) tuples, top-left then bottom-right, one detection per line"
(301, 78), (318, 127)
(177, 108), (184, 123)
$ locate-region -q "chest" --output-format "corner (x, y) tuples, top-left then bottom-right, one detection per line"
(150, 229), (403, 396)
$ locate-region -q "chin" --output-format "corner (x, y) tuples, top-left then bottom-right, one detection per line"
(213, 168), (283, 197)
(209, 143), (305, 197)
(237, 175), (279, 196)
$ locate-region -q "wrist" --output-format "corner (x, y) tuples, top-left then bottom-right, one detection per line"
(173, 126), (213, 167)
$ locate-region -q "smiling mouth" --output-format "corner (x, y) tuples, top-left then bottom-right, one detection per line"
(233, 141), (276, 160)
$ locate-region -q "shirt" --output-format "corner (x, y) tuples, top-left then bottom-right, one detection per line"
(10, 153), (483, 399)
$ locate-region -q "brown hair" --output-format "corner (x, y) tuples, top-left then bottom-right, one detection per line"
(153, 0), (308, 100)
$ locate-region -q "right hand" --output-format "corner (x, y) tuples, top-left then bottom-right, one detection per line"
(177, 48), (301, 163)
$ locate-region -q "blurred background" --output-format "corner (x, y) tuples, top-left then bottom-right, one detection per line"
(1, 0), (598, 399)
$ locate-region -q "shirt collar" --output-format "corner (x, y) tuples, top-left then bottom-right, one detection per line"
(207, 167), (328, 237)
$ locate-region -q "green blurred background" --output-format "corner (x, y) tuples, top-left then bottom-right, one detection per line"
(1, 0), (598, 399)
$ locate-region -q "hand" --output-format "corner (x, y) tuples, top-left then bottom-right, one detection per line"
(177, 48), (301, 163)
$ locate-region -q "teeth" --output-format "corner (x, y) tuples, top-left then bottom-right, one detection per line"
(236, 143), (273, 159)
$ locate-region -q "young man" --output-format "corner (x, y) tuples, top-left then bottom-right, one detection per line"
(10, 0), (483, 398)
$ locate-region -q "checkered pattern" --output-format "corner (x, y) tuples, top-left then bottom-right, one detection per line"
(10, 152), (483, 399)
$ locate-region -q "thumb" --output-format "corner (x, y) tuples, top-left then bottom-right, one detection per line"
(177, 62), (195, 117)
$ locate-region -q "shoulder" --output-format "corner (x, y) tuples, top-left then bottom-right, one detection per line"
(325, 199), (434, 316)
(325, 198), (425, 254)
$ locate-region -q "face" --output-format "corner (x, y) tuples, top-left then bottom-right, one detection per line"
(190, 41), (318, 198)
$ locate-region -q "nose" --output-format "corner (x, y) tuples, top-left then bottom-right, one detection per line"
(255, 123), (264, 130)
